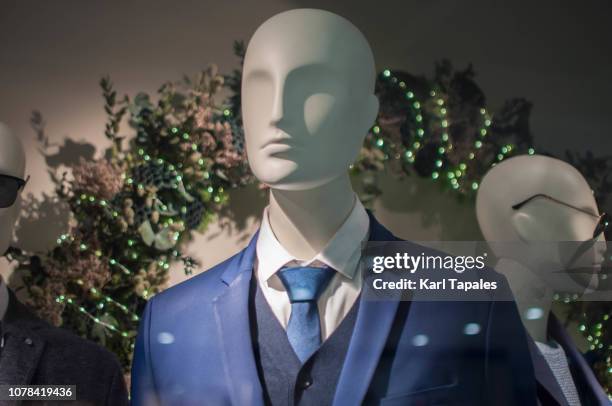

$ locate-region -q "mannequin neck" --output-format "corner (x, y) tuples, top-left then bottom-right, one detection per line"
(268, 173), (356, 260)
(495, 257), (554, 343)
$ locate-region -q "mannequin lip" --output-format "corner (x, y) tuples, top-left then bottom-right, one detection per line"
(261, 137), (300, 150)
(261, 142), (299, 156)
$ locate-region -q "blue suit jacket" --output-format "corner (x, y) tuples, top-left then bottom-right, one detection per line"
(131, 213), (537, 405)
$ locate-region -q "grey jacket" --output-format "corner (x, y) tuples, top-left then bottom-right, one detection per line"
(0, 289), (129, 406)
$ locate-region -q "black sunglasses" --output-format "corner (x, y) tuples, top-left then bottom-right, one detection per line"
(512, 194), (609, 240)
(0, 174), (29, 208)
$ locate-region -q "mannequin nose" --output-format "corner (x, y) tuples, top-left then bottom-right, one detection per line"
(270, 97), (284, 125)
(270, 83), (286, 126)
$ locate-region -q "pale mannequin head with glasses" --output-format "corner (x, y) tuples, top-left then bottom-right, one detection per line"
(0, 122), (28, 255)
(476, 154), (608, 294)
(476, 154), (609, 347)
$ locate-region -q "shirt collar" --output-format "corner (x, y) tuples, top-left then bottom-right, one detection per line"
(255, 195), (369, 282)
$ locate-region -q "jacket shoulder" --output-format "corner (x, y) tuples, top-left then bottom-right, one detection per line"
(148, 250), (242, 308)
(7, 293), (124, 376)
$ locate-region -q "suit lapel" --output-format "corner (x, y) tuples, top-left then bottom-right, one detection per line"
(0, 290), (46, 392)
(333, 212), (402, 406)
(213, 232), (264, 406)
(333, 291), (400, 405)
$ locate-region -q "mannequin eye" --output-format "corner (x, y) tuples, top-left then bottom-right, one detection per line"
(0, 174), (27, 208)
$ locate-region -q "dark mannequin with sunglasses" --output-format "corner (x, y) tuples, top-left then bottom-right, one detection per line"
(0, 122), (27, 259)
(0, 122), (129, 405)
(0, 122), (27, 324)
(476, 154), (609, 406)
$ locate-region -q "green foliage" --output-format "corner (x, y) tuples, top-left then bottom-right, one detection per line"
(12, 65), (251, 371)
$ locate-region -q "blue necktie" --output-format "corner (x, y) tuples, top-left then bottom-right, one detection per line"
(277, 266), (335, 363)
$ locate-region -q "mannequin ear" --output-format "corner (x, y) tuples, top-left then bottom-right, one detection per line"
(511, 211), (540, 243)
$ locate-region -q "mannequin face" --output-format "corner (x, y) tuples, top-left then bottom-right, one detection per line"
(242, 9), (379, 190)
(511, 196), (606, 290)
(476, 155), (607, 293)
(0, 122), (26, 255)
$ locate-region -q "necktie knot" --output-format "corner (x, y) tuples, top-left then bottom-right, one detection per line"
(278, 266), (335, 303)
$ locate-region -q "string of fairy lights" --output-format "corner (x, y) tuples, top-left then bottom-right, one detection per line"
(52, 151), (229, 339)
(375, 69), (537, 193)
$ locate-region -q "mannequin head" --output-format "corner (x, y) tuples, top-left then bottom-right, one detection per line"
(0, 122), (26, 255)
(476, 154), (607, 292)
(241, 9), (379, 190)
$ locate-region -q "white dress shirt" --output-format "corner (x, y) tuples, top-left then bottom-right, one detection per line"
(255, 195), (370, 341)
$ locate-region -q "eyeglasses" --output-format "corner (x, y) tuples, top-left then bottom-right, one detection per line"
(512, 193), (609, 240)
(0, 174), (29, 208)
